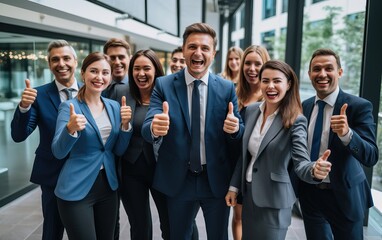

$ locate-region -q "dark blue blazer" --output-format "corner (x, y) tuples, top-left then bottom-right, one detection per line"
(302, 89), (378, 221)
(142, 69), (244, 198)
(11, 81), (81, 187)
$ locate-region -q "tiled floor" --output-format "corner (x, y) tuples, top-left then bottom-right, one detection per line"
(0, 187), (381, 240)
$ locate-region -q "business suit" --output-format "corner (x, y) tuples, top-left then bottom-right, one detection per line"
(52, 97), (131, 200)
(51, 97), (132, 239)
(115, 84), (170, 240)
(230, 102), (319, 240)
(142, 69), (244, 240)
(11, 81), (79, 240)
(300, 89), (378, 240)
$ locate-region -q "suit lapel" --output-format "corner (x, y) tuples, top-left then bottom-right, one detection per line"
(205, 74), (218, 133)
(303, 97), (315, 125)
(174, 71), (191, 133)
(328, 90), (344, 145)
(256, 113), (283, 160)
(46, 82), (61, 111)
(78, 100), (104, 146)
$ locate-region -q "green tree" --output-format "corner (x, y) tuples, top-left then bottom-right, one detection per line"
(300, 6), (342, 85)
(337, 12), (365, 92)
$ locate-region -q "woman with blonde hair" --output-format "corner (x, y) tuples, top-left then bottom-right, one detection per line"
(221, 46), (243, 85)
(230, 45), (270, 240)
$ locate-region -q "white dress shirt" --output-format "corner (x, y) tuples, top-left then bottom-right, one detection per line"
(246, 102), (278, 182)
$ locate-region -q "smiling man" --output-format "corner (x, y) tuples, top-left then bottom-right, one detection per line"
(142, 23), (244, 240)
(11, 40), (80, 240)
(300, 48), (379, 240)
(103, 38), (132, 99)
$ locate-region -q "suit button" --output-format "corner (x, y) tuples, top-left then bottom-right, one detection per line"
(352, 147), (359, 153)
(253, 168), (258, 173)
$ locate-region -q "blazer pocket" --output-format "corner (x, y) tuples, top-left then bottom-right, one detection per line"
(270, 172), (290, 183)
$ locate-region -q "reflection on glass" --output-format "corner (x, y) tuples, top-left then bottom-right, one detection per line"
(374, 77), (382, 214)
(0, 31), (102, 205)
(299, 1), (366, 99)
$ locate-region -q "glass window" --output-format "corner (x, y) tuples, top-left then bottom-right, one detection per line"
(374, 77), (382, 215)
(180, 0), (202, 37)
(147, 0), (177, 35)
(312, 0), (326, 3)
(282, 0), (288, 13)
(0, 30), (101, 205)
(97, 0), (146, 21)
(263, 0), (276, 19)
(261, 30), (275, 58)
(299, 2), (366, 100)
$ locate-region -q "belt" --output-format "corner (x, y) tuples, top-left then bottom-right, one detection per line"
(315, 182), (331, 190)
(188, 164), (207, 176)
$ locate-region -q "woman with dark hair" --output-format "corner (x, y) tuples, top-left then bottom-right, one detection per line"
(229, 44), (270, 240)
(115, 49), (170, 240)
(52, 52), (132, 240)
(226, 60), (332, 240)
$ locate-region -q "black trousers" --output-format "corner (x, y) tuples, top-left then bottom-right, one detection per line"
(120, 153), (170, 240)
(57, 169), (118, 240)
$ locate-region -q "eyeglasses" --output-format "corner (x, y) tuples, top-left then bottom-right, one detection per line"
(171, 57), (185, 64)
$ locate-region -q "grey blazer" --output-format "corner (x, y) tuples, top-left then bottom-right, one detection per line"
(230, 102), (318, 209)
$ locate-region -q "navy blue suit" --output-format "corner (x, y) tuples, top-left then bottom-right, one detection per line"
(11, 81), (79, 240)
(142, 69), (244, 240)
(300, 90), (378, 239)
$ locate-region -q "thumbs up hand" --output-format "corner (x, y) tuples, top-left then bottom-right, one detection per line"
(330, 103), (349, 137)
(223, 102), (239, 134)
(152, 101), (170, 137)
(20, 79), (37, 108)
(120, 96), (132, 130)
(66, 103), (87, 135)
(313, 149), (332, 180)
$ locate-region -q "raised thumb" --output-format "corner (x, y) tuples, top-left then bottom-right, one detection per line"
(163, 101), (169, 115)
(69, 103), (76, 116)
(228, 102), (234, 115)
(121, 96), (126, 107)
(320, 149), (331, 161)
(340, 103), (348, 116)
(25, 79), (31, 88)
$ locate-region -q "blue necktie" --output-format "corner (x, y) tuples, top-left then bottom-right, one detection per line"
(189, 80), (202, 173)
(310, 100), (326, 161)
(62, 88), (75, 100)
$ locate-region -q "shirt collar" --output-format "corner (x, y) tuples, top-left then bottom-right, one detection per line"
(315, 86), (339, 107)
(184, 67), (209, 86)
(111, 75), (128, 85)
(259, 101), (279, 117)
(55, 79), (79, 92)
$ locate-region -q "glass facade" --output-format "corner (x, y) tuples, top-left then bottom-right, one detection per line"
(0, 27), (104, 205)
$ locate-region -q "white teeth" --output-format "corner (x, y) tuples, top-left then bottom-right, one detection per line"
(92, 82), (103, 86)
(58, 69), (68, 73)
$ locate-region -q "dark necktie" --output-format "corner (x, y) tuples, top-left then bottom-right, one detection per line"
(62, 88), (75, 100)
(189, 80), (202, 173)
(310, 100), (326, 161)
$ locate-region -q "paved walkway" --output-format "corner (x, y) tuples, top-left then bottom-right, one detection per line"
(0, 187), (381, 240)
